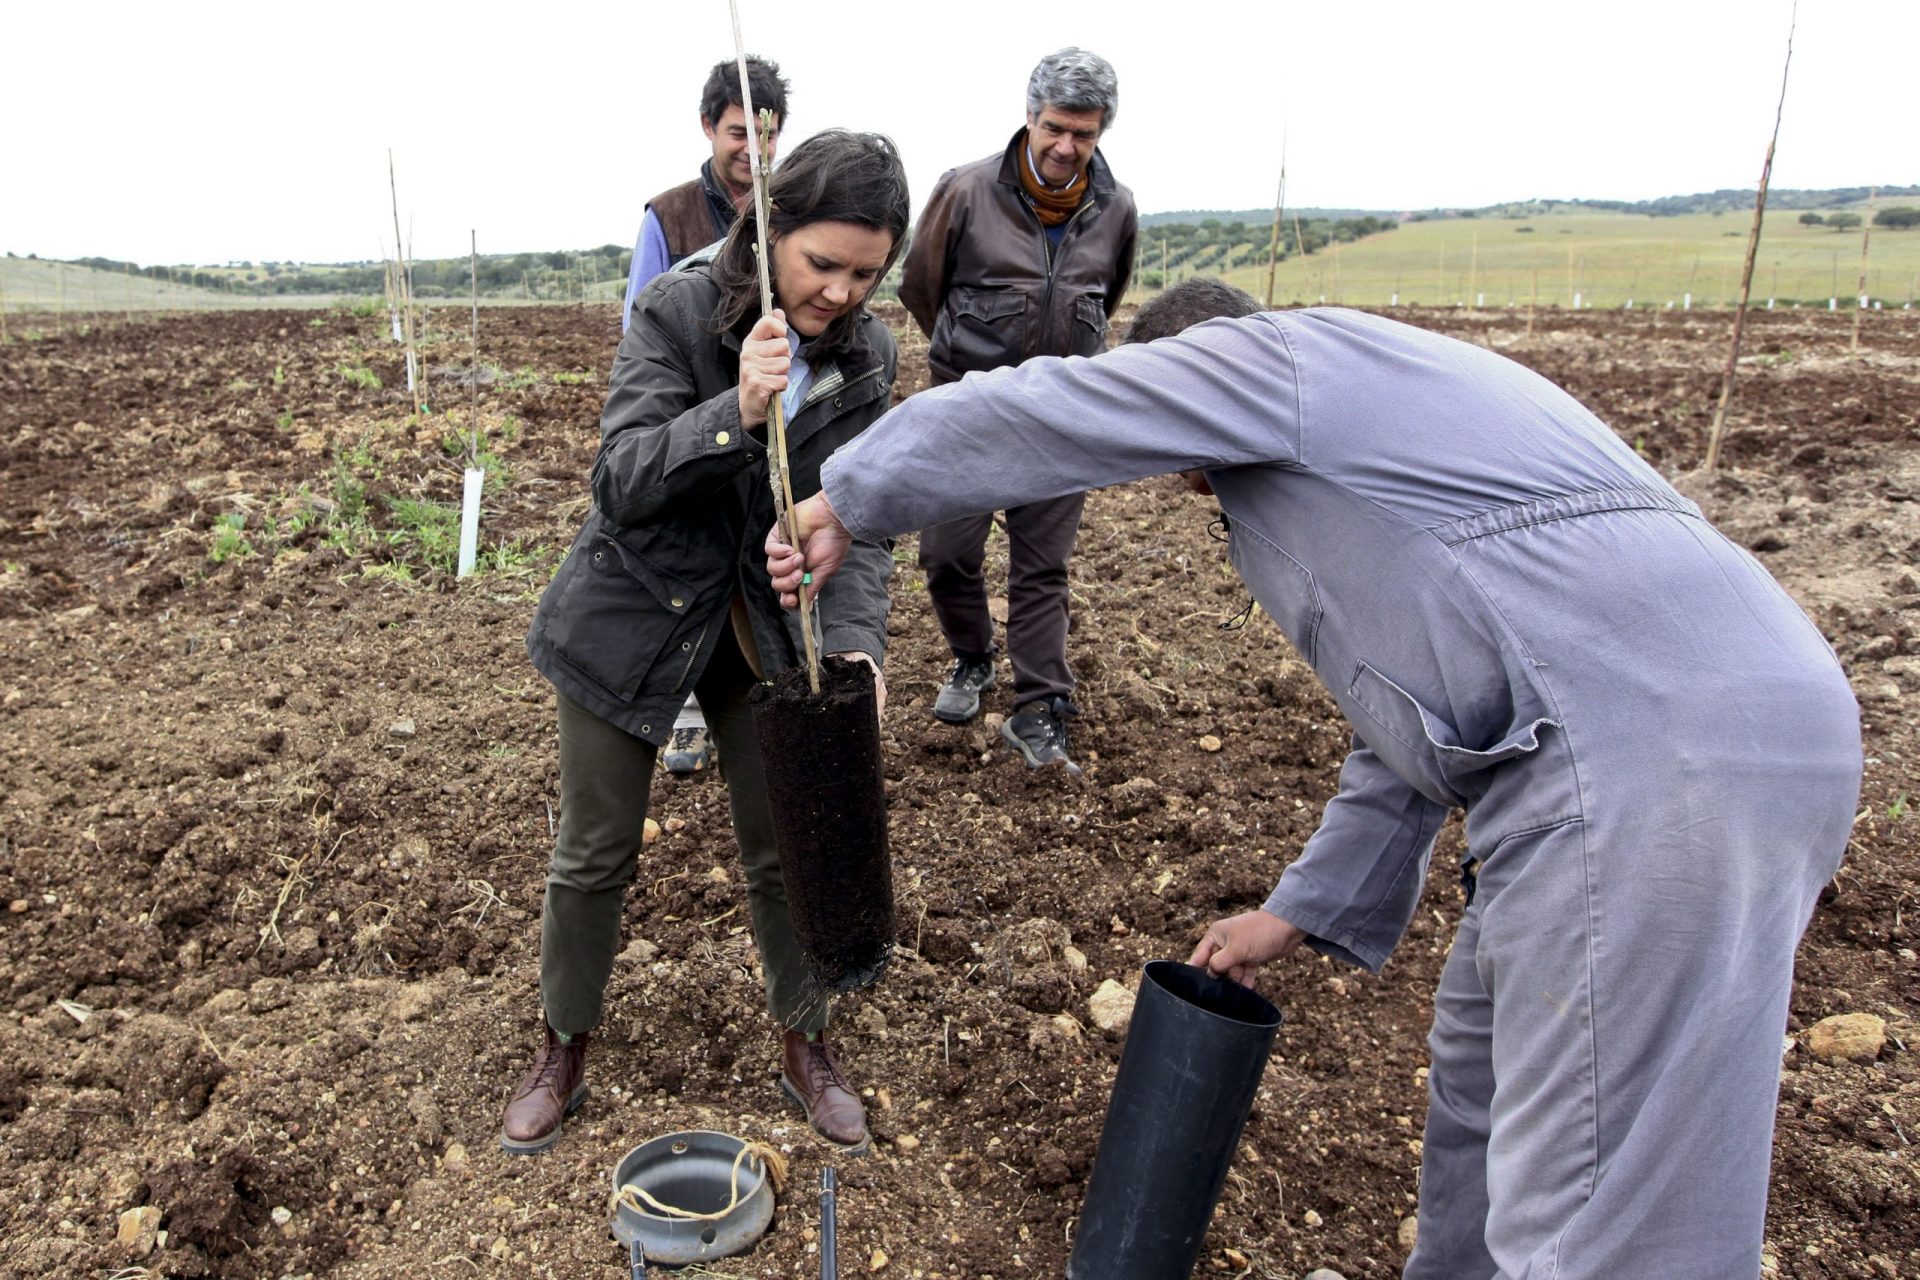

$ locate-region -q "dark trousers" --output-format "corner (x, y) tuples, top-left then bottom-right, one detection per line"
(918, 491), (1087, 707)
(538, 631), (828, 1037)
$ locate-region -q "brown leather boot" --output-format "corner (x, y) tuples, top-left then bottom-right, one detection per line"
(779, 1028), (869, 1154)
(500, 1025), (588, 1155)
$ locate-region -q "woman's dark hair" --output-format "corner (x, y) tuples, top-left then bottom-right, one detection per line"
(709, 130), (911, 362)
(1124, 277), (1262, 344)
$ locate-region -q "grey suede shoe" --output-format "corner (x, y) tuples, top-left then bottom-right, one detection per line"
(933, 657), (996, 724)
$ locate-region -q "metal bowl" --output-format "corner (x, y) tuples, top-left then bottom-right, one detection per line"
(608, 1130), (776, 1264)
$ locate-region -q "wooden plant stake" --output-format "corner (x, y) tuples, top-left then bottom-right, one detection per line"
(1704, 1), (1795, 472)
(469, 230), (482, 457)
(729, 0), (893, 993)
(388, 150), (423, 417)
(1851, 186), (1875, 354)
(1262, 129), (1287, 308)
(729, 0), (819, 693)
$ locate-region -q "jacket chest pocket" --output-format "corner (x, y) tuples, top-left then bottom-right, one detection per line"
(1344, 662), (1559, 809)
(936, 286), (1028, 374)
(540, 536), (704, 700)
(1070, 294), (1109, 357)
(1230, 523), (1322, 666)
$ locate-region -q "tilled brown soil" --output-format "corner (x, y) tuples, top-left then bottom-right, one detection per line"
(0, 301), (1915, 1279)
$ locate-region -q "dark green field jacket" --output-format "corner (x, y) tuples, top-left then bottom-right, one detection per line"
(527, 265), (897, 744)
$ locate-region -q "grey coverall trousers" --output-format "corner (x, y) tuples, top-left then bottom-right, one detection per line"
(818, 306), (1864, 1278)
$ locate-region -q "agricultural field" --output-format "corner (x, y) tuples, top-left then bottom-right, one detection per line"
(0, 300), (1916, 1279)
(1198, 207), (1920, 311)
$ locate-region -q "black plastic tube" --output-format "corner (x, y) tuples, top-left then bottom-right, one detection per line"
(820, 1166), (838, 1280)
(1067, 960), (1283, 1279)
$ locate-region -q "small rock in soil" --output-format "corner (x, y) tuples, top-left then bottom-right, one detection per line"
(1399, 1215), (1419, 1252)
(388, 717), (416, 739)
(1199, 734), (1223, 752)
(116, 1205), (161, 1254)
(1804, 1012), (1887, 1062)
(1088, 979), (1136, 1033)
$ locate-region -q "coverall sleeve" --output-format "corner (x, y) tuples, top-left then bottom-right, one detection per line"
(1262, 738), (1451, 973)
(822, 313), (1303, 542)
(898, 170), (960, 338)
(812, 346), (900, 666)
(622, 211), (672, 333)
(592, 280), (758, 527)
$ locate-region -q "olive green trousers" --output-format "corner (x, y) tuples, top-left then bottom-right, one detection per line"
(538, 633), (827, 1036)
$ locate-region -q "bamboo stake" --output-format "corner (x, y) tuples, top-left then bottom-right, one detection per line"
(729, 0), (820, 693)
(0, 276), (9, 344)
(389, 150), (423, 416)
(1704, 2), (1795, 472)
(1263, 129), (1287, 308)
(1468, 231), (1478, 312)
(470, 230), (482, 458)
(1851, 186), (1875, 353)
(1526, 265), (1538, 337)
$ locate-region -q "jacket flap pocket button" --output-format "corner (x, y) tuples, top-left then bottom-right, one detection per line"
(715, 431), (730, 446)
(670, 597), (685, 609)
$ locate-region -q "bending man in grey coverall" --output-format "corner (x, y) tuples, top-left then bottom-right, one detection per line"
(769, 280), (1862, 1279)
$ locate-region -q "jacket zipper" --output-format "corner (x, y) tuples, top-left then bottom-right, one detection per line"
(1021, 193), (1095, 356)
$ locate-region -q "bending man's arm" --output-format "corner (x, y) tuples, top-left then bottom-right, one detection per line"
(819, 313), (1302, 543)
(1263, 738), (1451, 973)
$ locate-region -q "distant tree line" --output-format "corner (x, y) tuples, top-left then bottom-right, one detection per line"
(1800, 207), (1918, 230)
(1132, 215), (1397, 287)
(50, 245), (636, 298)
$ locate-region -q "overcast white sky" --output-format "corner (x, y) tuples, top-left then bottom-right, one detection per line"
(4, 0), (1912, 266)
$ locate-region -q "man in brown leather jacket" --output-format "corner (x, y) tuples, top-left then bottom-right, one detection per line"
(622, 56), (791, 774)
(899, 47), (1137, 772)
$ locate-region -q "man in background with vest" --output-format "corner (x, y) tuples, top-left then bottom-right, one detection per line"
(620, 55), (791, 772)
(899, 47), (1137, 774)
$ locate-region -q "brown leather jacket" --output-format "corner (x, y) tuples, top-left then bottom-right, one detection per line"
(900, 129), (1137, 386)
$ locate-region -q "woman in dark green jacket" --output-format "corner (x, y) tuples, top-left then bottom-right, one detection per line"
(504, 131), (909, 1156)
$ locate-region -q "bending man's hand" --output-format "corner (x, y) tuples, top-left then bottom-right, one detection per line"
(828, 651), (888, 718)
(1188, 909), (1308, 987)
(766, 492), (854, 610)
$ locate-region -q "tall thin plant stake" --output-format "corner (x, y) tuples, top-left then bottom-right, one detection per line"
(1262, 128), (1288, 308)
(470, 230), (482, 458)
(1703, 2), (1796, 472)
(729, 0), (820, 693)
(389, 150), (423, 417)
(1851, 186), (1875, 354)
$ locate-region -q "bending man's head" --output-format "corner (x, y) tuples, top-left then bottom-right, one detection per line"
(1124, 277), (1262, 345)
(1124, 278), (1264, 495)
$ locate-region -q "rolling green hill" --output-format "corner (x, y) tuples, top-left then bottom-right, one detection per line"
(1140, 205), (1920, 310)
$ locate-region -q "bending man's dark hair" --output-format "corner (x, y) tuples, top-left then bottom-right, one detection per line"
(709, 130), (911, 363)
(1125, 277), (1262, 344)
(701, 56), (790, 128)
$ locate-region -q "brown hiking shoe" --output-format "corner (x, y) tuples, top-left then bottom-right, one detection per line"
(500, 1025), (588, 1155)
(779, 1029), (869, 1153)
